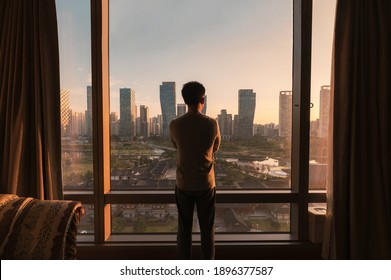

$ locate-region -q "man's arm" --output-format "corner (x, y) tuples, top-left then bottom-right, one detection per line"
(169, 121), (177, 149)
(213, 120), (221, 153)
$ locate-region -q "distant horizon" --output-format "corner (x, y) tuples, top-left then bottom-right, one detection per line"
(63, 82), (330, 126)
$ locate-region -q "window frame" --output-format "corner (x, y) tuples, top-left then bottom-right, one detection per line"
(63, 0), (326, 244)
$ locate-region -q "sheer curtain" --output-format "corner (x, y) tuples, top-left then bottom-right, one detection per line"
(0, 0), (63, 199)
(323, 0), (391, 259)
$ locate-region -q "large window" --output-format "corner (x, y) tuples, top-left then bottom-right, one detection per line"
(309, 0), (336, 190)
(57, 0), (93, 192)
(58, 0), (334, 243)
(109, 0), (292, 192)
(107, 0), (293, 235)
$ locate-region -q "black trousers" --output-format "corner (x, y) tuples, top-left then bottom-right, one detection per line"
(175, 187), (216, 259)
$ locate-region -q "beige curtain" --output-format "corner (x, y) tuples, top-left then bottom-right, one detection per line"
(323, 0), (391, 259)
(0, 0), (63, 200)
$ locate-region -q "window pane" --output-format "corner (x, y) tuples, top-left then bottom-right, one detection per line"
(309, 0), (336, 190)
(109, 0), (293, 191)
(78, 204), (94, 234)
(111, 203), (290, 233)
(111, 204), (177, 233)
(57, 0), (93, 191)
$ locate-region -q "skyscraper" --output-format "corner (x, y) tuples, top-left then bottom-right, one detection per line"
(253, 123), (276, 137)
(233, 114), (239, 136)
(86, 85), (93, 139)
(150, 115), (162, 136)
(201, 95), (207, 115)
(278, 91), (292, 138)
(140, 105), (150, 139)
(110, 112), (119, 136)
(177, 104), (186, 117)
(136, 117), (141, 136)
(238, 89), (256, 138)
(60, 89), (71, 136)
(70, 111), (86, 136)
(159, 82), (176, 136)
(319, 85), (330, 139)
(120, 88), (137, 139)
(217, 109), (233, 137)
(310, 119), (320, 137)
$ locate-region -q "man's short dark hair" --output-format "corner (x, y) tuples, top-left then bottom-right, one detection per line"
(181, 81), (205, 105)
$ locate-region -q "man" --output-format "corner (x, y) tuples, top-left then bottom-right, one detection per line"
(169, 81), (221, 259)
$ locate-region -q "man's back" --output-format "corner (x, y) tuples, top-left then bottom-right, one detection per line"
(169, 112), (220, 191)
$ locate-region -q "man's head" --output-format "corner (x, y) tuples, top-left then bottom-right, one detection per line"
(181, 81), (205, 106)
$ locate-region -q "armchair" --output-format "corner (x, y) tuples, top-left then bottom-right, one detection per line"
(0, 194), (84, 259)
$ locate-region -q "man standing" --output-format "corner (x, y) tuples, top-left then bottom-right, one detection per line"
(169, 81), (221, 259)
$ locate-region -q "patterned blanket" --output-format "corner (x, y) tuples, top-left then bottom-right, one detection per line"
(0, 194), (84, 259)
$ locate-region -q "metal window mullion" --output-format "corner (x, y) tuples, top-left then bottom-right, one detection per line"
(105, 192), (300, 205)
(91, 0), (111, 244)
(64, 193), (95, 204)
(291, 0), (312, 241)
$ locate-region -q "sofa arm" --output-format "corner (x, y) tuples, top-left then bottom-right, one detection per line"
(0, 194), (84, 260)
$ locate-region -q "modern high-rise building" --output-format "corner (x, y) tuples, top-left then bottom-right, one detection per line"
(120, 88), (137, 139)
(310, 119), (320, 137)
(70, 111), (86, 136)
(60, 89), (71, 136)
(201, 95), (207, 115)
(319, 85), (330, 139)
(140, 105), (150, 139)
(217, 109), (233, 137)
(253, 124), (263, 136)
(254, 123), (276, 137)
(110, 112), (119, 136)
(86, 85), (93, 139)
(136, 117), (141, 136)
(233, 114), (239, 136)
(177, 104), (186, 117)
(150, 115), (162, 136)
(238, 89), (256, 138)
(159, 82), (176, 136)
(278, 91), (292, 138)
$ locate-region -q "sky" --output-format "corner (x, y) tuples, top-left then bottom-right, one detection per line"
(57, 0), (336, 124)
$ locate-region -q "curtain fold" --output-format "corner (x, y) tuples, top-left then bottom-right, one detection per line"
(0, 0), (63, 200)
(323, 0), (391, 259)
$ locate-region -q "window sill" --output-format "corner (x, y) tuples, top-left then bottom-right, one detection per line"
(75, 240), (323, 260)
(77, 233), (294, 243)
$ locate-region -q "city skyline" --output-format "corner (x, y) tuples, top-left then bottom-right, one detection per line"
(56, 0), (336, 124)
(61, 83), (330, 139)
